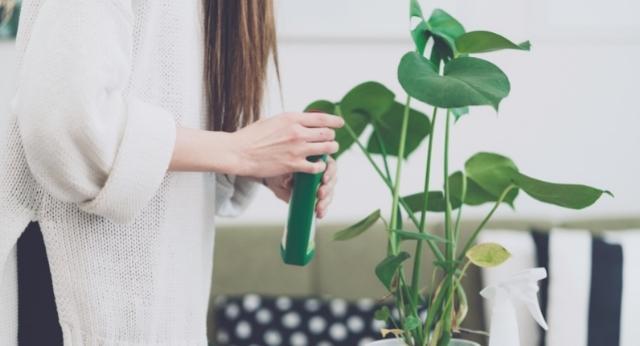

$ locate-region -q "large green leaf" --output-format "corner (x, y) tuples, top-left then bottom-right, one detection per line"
(366, 102), (431, 158)
(466, 243), (511, 268)
(512, 172), (612, 209)
(375, 251), (411, 290)
(398, 53), (511, 110)
(456, 31), (531, 55)
(464, 152), (520, 201)
(333, 209), (381, 241)
(340, 81), (395, 120)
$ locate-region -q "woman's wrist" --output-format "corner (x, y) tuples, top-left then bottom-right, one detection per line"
(169, 127), (248, 175)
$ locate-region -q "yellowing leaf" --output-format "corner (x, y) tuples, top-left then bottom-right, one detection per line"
(380, 328), (404, 338)
(466, 243), (511, 268)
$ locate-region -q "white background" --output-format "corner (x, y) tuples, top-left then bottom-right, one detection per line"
(1, 0), (639, 226)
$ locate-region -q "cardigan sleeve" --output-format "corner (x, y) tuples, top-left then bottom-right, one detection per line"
(215, 174), (259, 217)
(12, 0), (176, 224)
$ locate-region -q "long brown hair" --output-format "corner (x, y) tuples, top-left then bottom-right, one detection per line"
(203, 0), (279, 132)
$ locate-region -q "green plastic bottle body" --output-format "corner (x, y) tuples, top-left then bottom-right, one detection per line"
(281, 154), (327, 266)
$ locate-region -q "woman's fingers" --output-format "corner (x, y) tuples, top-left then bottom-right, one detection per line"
(282, 174), (293, 189)
(316, 188), (334, 219)
(301, 127), (336, 142)
(301, 141), (339, 157)
(297, 112), (344, 129)
(317, 174), (336, 200)
(316, 157), (337, 218)
(295, 160), (327, 174)
(323, 157), (337, 184)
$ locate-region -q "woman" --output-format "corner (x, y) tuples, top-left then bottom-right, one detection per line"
(0, 0), (342, 345)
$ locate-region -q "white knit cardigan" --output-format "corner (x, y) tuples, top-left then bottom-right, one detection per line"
(0, 0), (258, 345)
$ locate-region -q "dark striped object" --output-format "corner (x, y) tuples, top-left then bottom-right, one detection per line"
(531, 230), (624, 346)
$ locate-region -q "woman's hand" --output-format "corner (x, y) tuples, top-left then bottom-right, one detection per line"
(231, 112), (344, 178)
(263, 156), (338, 219)
(315, 156), (337, 218)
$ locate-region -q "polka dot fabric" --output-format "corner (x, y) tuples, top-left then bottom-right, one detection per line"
(213, 295), (420, 346)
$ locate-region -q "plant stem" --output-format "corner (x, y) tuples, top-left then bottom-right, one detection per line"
(441, 110), (454, 343)
(423, 280), (449, 346)
(388, 95), (412, 255)
(372, 122), (393, 180)
(453, 172), (467, 249)
(410, 107), (438, 306)
(397, 282), (414, 345)
(456, 184), (517, 262)
(336, 105), (445, 262)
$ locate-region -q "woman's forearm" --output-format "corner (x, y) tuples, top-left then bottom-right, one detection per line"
(169, 113), (343, 178)
(169, 127), (242, 174)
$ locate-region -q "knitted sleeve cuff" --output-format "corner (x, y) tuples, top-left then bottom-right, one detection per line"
(79, 99), (176, 224)
(214, 174), (259, 217)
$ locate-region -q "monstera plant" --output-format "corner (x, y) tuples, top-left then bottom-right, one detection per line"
(306, 1), (610, 345)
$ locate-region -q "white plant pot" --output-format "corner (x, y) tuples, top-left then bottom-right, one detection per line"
(366, 338), (481, 346)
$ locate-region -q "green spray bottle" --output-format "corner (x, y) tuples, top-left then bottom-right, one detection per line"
(281, 114), (328, 266)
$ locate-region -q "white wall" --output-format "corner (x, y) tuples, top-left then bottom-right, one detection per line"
(1, 1), (638, 227)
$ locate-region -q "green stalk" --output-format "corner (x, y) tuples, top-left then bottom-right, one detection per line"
(410, 107), (438, 305)
(453, 172), (467, 249)
(441, 110), (454, 344)
(456, 184), (517, 262)
(397, 282), (414, 345)
(388, 95), (412, 255)
(372, 122), (393, 180)
(335, 106), (445, 263)
(423, 279), (449, 346)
